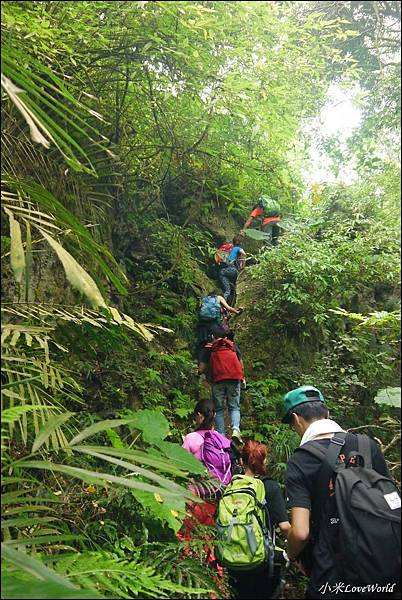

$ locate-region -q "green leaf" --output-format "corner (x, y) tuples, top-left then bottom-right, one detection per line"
(68, 419), (128, 446)
(72, 446), (192, 496)
(127, 409), (169, 444)
(1, 405), (42, 426)
(38, 229), (107, 309)
(68, 445), (191, 477)
(155, 440), (207, 474)
(1, 574), (104, 599)
(31, 412), (73, 453)
(1, 545), (77, 588)
(130, 488), (185, 533)
(3, 504), (56, 515)
(3, 534), (81, 547)
(1, 516), (60, 528)
(243, 228), (271, 241)
(1, 376), (41, 389)
(16, 460), (191, 499)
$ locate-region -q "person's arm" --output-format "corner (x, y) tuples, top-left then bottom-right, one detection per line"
(287, 507), (310, 560)
(218, 295), (239, 314)
(237, 248), (246, 271)
(239, 359), (245, 379)
(242, 215), (254, 231)
(241, 207), (263, 232)
(285, 458), (312, 561)
(278, 520), (291, 537)
(264, 479), (290, 537)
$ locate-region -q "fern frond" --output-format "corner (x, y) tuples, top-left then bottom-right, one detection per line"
(142, 541), (229, 599)
(49, 551), (213, 598)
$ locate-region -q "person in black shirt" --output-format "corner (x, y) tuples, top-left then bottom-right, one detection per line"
(227, 440), (290, 599)
(282, 385), (393, 599)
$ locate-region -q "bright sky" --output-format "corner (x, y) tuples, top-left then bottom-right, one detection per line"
(304, 84), (362, 185)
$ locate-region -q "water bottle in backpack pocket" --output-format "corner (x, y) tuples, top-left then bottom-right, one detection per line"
(216, 475), (275, 574)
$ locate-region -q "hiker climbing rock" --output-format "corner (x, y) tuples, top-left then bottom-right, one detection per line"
(282, 385), (401, 599)
(216, 236), (246, 304)
(241, 195), (281, 246)
(196, 292), (241, 363)
(198, 325), (245, 442)
(180, 400), (228, 591)
(182, 399), (232, 492)
(216, 440), (290, 600)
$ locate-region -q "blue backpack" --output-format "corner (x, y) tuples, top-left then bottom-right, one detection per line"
(199, 295), (221, 322)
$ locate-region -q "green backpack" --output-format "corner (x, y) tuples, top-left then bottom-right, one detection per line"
(215, 475), (275, 574)
(259, 195), (280, 217)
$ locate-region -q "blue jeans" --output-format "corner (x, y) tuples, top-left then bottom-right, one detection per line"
(218, 266), (238, 301)
(212, 379), (241, 435)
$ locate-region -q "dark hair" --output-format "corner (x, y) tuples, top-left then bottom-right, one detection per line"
(232, 235), (241, 246)
(193, 399), (215, 430)
(208, 291), (218, 297)
(242, 440), (267, 476)
(290, 401), (329, 424)
(226, 329), (235, 341)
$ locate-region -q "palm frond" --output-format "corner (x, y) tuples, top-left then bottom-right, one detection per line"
(2, 183), (128, 300)
(2, 303), (169, 340)
(1, 46), (109, 175)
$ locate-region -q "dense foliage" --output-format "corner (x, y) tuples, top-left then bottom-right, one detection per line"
(1, 1), (400, 598)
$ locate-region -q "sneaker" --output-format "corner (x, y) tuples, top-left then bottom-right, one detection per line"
(231, 428), (243, 444)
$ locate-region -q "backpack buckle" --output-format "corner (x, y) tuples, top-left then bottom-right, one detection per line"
(331, 435), (346, 446)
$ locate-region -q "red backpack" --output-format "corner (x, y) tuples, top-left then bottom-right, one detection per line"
(215, 243), (234, 266)
(209, 338), (244, 383)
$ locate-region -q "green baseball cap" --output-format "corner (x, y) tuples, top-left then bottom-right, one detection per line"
(282, 385), (325, 423)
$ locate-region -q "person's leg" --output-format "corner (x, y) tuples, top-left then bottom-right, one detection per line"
(228, 571), (252, 600)
(272, 223), (280, 246)
(226, 380), (241, 432)
(212, 383), (226, 434)
(219, 266), (238, 301)
(218, 267), (232, 301)
(226, 267), (238, 305)
(262, 222), (274, 245)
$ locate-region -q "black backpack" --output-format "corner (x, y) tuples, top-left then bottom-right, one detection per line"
(299, 433), (401, 593)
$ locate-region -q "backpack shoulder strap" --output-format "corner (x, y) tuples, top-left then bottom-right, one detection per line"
(357, 434), (372, 469)
(297, 433), (348, 527)
(297, 432), (348, 468)
(323, 431), (348, 469)
(211, 338), (234, 351)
